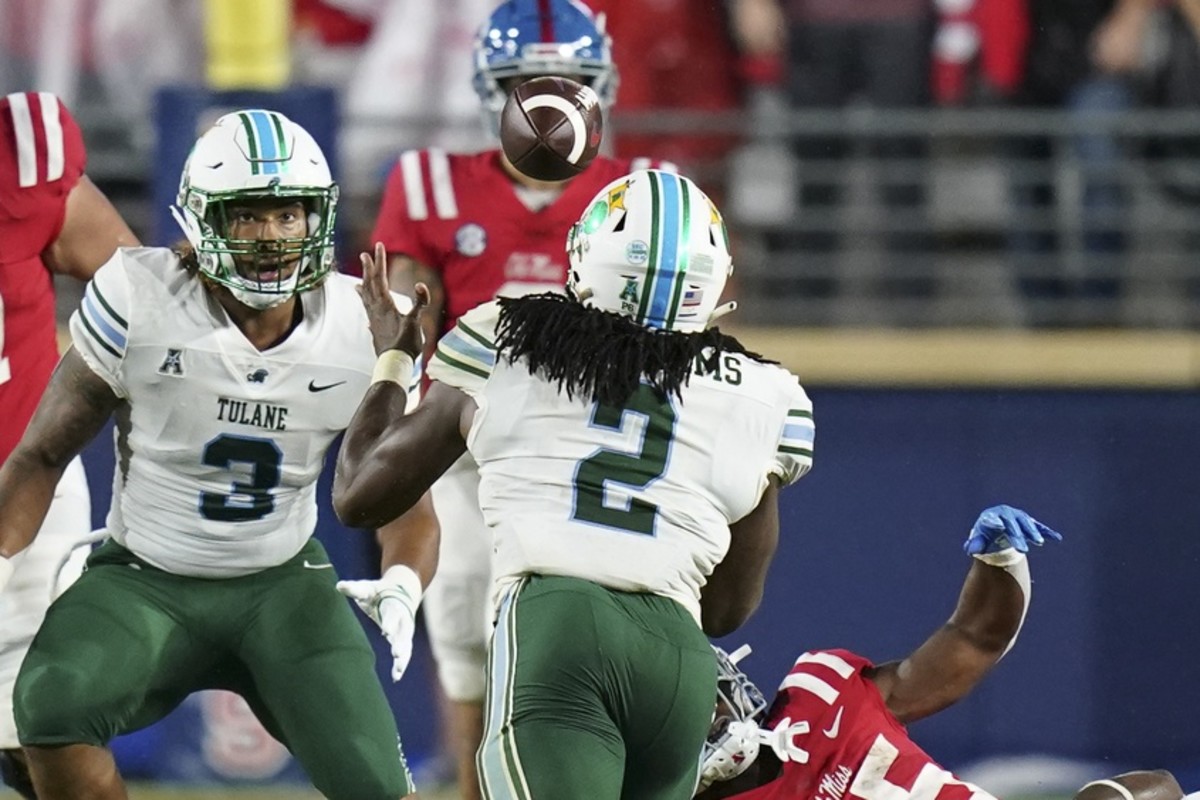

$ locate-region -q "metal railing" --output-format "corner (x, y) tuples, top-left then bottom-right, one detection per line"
(76, 103), (1200, 330)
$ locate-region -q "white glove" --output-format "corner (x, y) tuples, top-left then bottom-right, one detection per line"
(337, 564), (423, 682)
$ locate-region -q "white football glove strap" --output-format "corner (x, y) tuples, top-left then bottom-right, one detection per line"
(337, 564), (424, 682)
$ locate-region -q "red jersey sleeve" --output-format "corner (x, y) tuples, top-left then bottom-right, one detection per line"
(0, 92), (87, 262)
(370, 150), (442, 271)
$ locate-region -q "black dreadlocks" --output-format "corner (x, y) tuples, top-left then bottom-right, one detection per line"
(494, 293), (776, 408)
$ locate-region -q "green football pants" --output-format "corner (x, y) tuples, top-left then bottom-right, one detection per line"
(477, 575), (717, 800)
(15, 539), (413, 799)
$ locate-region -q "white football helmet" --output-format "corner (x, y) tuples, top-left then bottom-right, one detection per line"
(566, 169), (734, 333)
(172, 109), (339, 309)
(698, 645), (770, 793)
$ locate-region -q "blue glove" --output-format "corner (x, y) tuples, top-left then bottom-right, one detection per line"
(964, 505), (1063, 556)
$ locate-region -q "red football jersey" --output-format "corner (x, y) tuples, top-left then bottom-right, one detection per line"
(370, 148), (665, 333)
(0, 91), (86, 463)
(731, 650), (997, 800)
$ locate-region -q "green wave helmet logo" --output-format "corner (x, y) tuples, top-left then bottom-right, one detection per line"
(582, 200), (609, 234)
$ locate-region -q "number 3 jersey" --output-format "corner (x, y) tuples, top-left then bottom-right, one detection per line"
(732, 650), (997, 800)
(426, 301), (815, 623)
(68, 247), (416, 578)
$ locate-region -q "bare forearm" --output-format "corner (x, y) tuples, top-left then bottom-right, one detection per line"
(334, 385), (468, 529)
(0, 452), (67, 556)
(334, 385), (423, 528)
(0, 349), (118, 555)
(339, 384), (411, 476)
(376, 493), (440, 588)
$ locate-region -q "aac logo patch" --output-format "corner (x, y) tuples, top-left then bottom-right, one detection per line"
(619, 276), (640, 315)
(158, 348), (184, 376)
(455, 223), (487, 257)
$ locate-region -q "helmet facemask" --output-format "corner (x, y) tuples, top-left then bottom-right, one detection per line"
(172, 109), (339, 310)
(698, 645), (770, 792)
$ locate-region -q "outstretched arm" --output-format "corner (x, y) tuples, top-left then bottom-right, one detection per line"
(0, 349), (120, 583)
(868, 505), (1062, 724)
(337, 494), (443, 683)
(333, 243), (471, 530)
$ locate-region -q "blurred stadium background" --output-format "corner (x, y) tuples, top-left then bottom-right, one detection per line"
(4, 0), (1200, 797)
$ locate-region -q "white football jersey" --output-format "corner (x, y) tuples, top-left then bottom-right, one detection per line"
(426, 301), (814, 622)
(69, 247), (417, 578)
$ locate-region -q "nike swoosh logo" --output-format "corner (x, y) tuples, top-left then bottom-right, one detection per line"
(303, 560), (334, 570)
(823, 706), (843, 739)
(308, 380), (347, 393)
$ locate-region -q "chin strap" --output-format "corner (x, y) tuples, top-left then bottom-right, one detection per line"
(708, 300), (737, 325)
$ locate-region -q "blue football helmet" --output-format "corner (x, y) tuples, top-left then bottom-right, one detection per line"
(473, 0), (617, 134)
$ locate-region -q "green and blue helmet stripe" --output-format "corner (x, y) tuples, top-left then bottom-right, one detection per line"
(641, 171), (690, 329)
(237, 110), (289, 175)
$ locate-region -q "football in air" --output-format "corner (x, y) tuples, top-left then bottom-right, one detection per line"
(500, 76), (604, 182)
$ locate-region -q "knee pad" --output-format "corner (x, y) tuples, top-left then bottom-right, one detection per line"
(434, 649), (488, 703)
(14, 663), (109, 746)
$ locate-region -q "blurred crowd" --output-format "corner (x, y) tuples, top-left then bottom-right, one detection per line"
(4, 0), (1200, 327)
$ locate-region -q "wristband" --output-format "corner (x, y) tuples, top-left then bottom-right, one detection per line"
(0, 554), (14, 593)
(371, 350), (414, 388)
(379, 563), (423, 615)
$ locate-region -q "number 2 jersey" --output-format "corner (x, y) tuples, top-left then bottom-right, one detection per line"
(731, 649), (997, 800)
(68, 247), (416, 578)
(426, 301), (815, 623)
(0, 91), (87, 463)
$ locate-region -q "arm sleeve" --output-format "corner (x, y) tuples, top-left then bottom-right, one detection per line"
(68, 251), (131, 397)
(425, 301), (500, 399)
(370, 153), (439, 268)
(770, 376), (814, 486)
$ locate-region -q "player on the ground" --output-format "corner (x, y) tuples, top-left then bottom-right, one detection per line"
(0, 109), (426, 800)
(0, 91), (139, 800)
(336, 168), (815, 799)
(694, 504), (1072, 799)
(367, 1), (673, 795)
